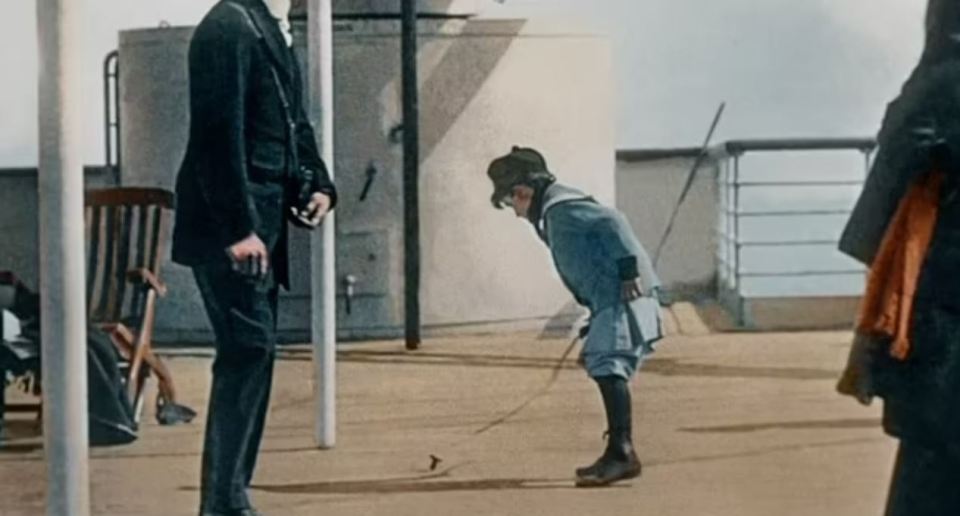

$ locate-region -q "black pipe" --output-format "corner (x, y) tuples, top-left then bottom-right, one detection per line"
(616, 137), (878, 163)
(723, 137), (876, 154)
(291, 12), (472, 21)
(401, 0), (421, 350)
(102, 50), (120, 178)
(103, 51), (111, 168)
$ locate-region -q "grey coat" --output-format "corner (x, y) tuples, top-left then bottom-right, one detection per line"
(538, 184), (663, 379)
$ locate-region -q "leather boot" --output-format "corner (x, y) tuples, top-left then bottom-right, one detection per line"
(575, 376), (642, 487)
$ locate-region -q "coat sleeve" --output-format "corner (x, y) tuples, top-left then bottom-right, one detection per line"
(295, 108), (338, 209)
(838, 69), (953, 265)
(187, 14), (259, 247)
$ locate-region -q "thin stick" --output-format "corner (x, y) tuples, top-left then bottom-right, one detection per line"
(653, 102), (726, 266)
(472, 335), (580, 436)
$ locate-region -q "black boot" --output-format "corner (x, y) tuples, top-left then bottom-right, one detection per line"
(575, 376), (642, 487)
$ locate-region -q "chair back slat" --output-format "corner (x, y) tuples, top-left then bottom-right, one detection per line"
(84, 188), (174, 325)
(107, 205), (135, 322)
(149, 205), (164, 273)
(127, 203), (151, 321)
(105, 206), (124, 321)
(85, 206), (103, 309)
(91, 205), (118, 321)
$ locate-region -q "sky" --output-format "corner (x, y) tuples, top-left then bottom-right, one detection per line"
(0, 0), (927, 167)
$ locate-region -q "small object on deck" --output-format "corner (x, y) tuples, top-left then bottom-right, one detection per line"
(156, 400), (198, 426)
(429, 454), (442, 471)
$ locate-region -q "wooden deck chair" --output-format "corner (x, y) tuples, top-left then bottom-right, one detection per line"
(85, 187), (192, 425)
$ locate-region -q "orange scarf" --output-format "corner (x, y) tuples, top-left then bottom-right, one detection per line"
(856, 170), (943, 360)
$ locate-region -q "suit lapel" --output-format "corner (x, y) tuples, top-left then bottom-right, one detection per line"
(233, 0), (294, 86)
(288, 46), (303, 107)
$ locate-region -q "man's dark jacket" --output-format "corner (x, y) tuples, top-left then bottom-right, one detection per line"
(840, 0), (960, 449)
(172, 0), (336, 288)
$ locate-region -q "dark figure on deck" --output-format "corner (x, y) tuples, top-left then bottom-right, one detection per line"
(838, 1), (960, 514)
(171, 0), (336, 514)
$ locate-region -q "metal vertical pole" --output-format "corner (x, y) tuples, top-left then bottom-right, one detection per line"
(36, 0), (90, 513)
(724, 160), (733, 290)
(402, 0), (422, 350)
(308, 0), (336, 449)
(732, 155), (745, 327)
(717, 158), (727, 298)
(727, 159), (735, 287)
(103, 52), (113, 169)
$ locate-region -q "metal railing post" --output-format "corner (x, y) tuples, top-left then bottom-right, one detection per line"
(308, 0), (337, 449)
(37, 0), (91, 512)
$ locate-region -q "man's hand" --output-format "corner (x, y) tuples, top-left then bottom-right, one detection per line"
(227, 233), (269, 277)
(290, 192), (331, 228)
(621, 278), (643, 302)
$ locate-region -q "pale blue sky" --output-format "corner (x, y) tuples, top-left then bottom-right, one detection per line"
(0, 0), (926, 167)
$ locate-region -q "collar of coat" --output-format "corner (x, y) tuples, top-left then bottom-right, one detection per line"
(535, 183), (595, 239)
(226, 0), (296, 87)
(261, 0), (291, 21)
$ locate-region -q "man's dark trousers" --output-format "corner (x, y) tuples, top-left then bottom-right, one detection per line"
(193, 260), (279, 512)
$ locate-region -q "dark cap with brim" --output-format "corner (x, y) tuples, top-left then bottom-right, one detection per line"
(487, 146), (552, 208)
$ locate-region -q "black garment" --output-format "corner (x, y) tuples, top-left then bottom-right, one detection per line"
(876, 195), (960, 447)
(885, 439), (960, 516)
(194, 261), (279, 513)
(839, 1), (960, 264)
(0, 277), (137, 446)
(523, 177), (554, 230)
(575, 375), (641, 487)
(838, 0), (960, 447)
(86, 331), (138, 446)
(172, 0), (337, 288)
(596, 375), (634, 459)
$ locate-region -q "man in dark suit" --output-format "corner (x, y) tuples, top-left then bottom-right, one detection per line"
(171, 1), (336, 514)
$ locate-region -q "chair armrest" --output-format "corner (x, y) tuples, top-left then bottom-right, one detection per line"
(126, 268), (168, 297)
(97, 322), (135, 360)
